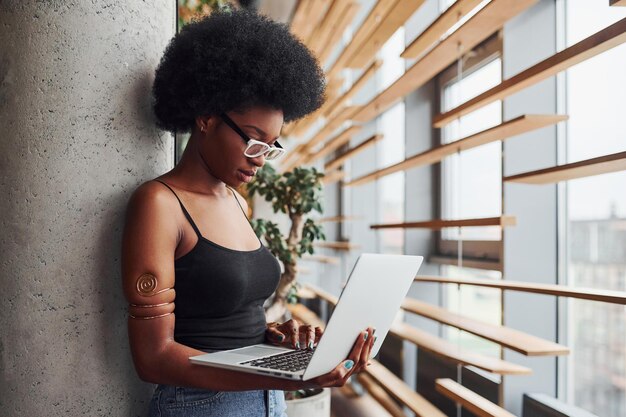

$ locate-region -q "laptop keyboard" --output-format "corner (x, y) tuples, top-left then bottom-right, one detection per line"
(241, 349), (315, 372)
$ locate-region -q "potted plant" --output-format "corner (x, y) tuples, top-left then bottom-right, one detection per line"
(246, 164), (326, 321)
(246, 164), (331, 417)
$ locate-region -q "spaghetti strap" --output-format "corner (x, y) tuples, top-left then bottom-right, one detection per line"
(226, 186), (250, 220)
(154, 180), (203, 238)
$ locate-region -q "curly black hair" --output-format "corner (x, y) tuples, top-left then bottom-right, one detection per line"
(152, 9), (326, 133)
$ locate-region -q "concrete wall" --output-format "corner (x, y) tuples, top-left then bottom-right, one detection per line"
(0, 2), (175, 416)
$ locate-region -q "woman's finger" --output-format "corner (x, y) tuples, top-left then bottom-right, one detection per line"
(355, 327), (375, 373)
(314, 327), (323, 346)
(265, 326), (286, 345)
(286, 319), (301, 349)
(307, 325), (316, 350)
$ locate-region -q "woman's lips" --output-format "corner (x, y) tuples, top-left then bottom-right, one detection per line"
(237, 169), (255, 183)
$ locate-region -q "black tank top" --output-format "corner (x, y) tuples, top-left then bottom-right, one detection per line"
(156, 180), (281, 352)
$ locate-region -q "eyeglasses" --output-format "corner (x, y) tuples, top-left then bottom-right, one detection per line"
(220, 113), (286, 161)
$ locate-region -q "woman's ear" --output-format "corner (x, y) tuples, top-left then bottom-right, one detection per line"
(195, 115), (219, 134)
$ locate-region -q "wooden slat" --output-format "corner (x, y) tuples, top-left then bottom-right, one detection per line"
(284, 105), (362, 171)
(611, 0), (626, 6)
(401, 298), (570, 356)
(367, 361), (447, 417)
(327, 0), (398, 80)
(436, 378), (516, 417)
(302, 254), (341, 264)
(310, 1), (357, 56)
(371, 216), (516, 230)
(291, 0), (333, 43)
(304, 284), (530, 374)
(434, 17), (626, 127)
(286, 76), (344, 138)
(323, 169), (346, 185)
(306, 125), (362, 164)
(287, 303), (326, 329)
(317, 2), (361, 65)
(353, 0), (537, 124)
(347, 0), (427, 68)
(429, 255), (502, 272)
(402, 0), (485, 59)
(356, 374), (407, 417)
(325, 60), (383, 119)
(326, 134), (383, 171)
(305, 283), (340, 304)
(504, 151), (626, 184)
(390, 321), (531, 375)
(331, 384), (399, 417)
(345, 113), (566, 186)
(319, 215), (363, 223)
(415, 275), (626, 305)
(314, 241), (361, 251)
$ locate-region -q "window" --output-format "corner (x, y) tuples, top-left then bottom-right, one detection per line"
(562, 2), (626, 416)
(437, 37), (503, 354)
(376, 28), (406, 255)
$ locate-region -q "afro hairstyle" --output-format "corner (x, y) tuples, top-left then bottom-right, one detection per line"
(152, 9), (326, 133)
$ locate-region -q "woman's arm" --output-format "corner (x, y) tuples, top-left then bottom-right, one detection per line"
(122, 181), (306, 391)
(122, 181), (372, 391)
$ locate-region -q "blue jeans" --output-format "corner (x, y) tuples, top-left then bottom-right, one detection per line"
(148, 384), (288, 417)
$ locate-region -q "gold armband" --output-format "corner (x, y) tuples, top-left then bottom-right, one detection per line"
(129, 273), (175, 319)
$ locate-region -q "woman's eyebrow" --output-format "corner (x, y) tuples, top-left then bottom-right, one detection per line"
(243, 124), (280, 141)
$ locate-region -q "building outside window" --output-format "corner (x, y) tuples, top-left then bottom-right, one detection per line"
(562, 2), (626, 416)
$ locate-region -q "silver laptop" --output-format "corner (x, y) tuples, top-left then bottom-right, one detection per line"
(189, 253), (423, 381)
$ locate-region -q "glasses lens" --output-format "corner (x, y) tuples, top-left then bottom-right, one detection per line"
(245, 142), (268, 157)
(265, 148), (284, 160)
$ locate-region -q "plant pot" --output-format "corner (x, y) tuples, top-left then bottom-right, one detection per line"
(285, 387), (331, 417)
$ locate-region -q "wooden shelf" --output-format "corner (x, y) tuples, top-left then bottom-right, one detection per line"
(314, 241), (361, 251)
(367, 361), (447, 417)
(326, 0), (422, 79)
(284, 76), (344, 138)
(302, 254), (341, 265)
(390, 321), (531, 375)
(290, 0), (332, 44)
(287, 303), (326, 329)
(436, 379), (516, 417)
(307, 126), (362, 164)
(430, 255), (502, 272)
(352, 0), (536, 124)
(290, 301), (444, 417)
(326, 134), (383, 171)
(305, 284), (339, 304)
(283, 106), (362, 171)
(356, 374), (407, 417)
(327, 0), (395, 79)
(401, 0), (485, 59)
(319, 215), (364, 223)
(401, 297), (570, 356)
(414, 276), (626, 305)
(304, 284), (531, 374)
(325, 60), (382, 120)
(323, 169), (346, 185)
(312, 1), (361, 66)
(345, 114), (566, 187)
(371, 216), (516, 230)
(504, 151), (626, 184)
(434, 17), (626, 127)
(347, 0), (427, 68)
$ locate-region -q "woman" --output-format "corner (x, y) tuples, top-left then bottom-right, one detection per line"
(121, 9), (375, 417)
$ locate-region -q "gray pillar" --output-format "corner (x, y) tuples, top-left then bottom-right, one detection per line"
(0, 2), (175, 416)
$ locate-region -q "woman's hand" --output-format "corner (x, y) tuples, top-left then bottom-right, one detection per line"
(302, 327), (376, 388)
(265, 319), (323, 350)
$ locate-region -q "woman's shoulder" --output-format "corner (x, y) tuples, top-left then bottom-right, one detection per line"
(127, 179), (180, 217)
(228, 186), (249, 212)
